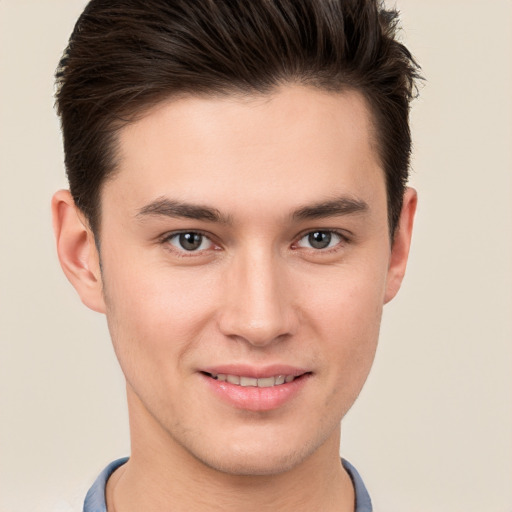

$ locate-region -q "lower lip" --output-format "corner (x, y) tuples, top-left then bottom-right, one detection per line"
(201, 373), (311, 412)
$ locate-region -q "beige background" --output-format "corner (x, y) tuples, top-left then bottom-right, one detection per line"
(1, 1), (511, 511)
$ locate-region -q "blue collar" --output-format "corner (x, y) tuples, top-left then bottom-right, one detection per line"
(84, 457), (372, 511)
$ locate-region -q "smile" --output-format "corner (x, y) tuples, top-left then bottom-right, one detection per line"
(201, 369), (311, 411)
(208, 373), (298, 387)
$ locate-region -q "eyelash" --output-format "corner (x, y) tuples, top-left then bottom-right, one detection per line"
(292, 229), (350, 253)
(159, 229), (350, 256)
(160, 230), (218, 257)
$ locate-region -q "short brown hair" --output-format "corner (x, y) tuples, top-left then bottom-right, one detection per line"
(55, 0), (421, 237)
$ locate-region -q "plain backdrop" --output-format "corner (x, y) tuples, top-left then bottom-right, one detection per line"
(1, 1), (511, 511)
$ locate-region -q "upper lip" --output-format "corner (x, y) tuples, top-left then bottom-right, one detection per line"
(200, 364), (310, 379)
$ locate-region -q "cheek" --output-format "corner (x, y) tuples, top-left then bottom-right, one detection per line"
(303, 256), (387, 341)
(321, 285), (382, 379)
(102, 260), (219, 375)
(300, 261), (387, 408)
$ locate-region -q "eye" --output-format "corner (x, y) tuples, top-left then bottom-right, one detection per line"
(167, 232), (214, 252)
(296, 230), (344, 250)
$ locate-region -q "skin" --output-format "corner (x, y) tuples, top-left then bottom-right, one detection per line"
(52, 85), (416, 511)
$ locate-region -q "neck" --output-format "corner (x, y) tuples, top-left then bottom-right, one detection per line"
(107, 388), (355, 512)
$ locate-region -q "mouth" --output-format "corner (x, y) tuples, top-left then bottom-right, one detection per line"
(203, 372), (307, 388)
(200, 367), (311, 411)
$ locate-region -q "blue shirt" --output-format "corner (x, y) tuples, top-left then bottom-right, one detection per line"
(84, 457), (372, 512)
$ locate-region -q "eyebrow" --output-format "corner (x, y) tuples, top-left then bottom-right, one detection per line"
(292, 197), (369, 221)
(136, 197), (231, 224)
(136, 195), (368, 224)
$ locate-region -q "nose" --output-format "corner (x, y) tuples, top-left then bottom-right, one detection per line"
(217, 247), (297, 347)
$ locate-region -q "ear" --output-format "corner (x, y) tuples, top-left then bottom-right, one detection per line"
(384, 187), (417, 304)
(51, 190), (106, 313)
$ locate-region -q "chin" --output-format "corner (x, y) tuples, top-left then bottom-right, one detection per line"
(199, 447), (310, 477)
(185, 426), (328, 477)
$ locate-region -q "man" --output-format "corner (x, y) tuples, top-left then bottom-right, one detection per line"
(51, 0), (420, 510)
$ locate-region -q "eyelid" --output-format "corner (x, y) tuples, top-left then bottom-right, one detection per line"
(159, 229), (220, 254)
(292, 228), (351, 251)
(157, 228), (350, 256)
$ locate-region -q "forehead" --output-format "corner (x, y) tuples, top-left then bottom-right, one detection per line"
(105, 85), (384, 220)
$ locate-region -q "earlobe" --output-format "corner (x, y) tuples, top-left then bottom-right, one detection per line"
(51, 190), (106, 313)
(384, 187), (417, 304)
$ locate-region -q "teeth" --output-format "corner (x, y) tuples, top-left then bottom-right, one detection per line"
(240, 377), (258, 387)
(212, 373), (298, 387)
(226, 375), (240, 385)
(257, 377), (275, 388)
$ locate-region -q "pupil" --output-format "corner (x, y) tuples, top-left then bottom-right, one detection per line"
(309, 231), (331, 249)
(179, 232), (202, 251)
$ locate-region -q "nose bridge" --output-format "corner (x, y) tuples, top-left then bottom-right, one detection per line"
(219, 244), (294, 346)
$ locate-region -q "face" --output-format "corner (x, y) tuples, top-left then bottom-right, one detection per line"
(55, 85), (415, 476)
